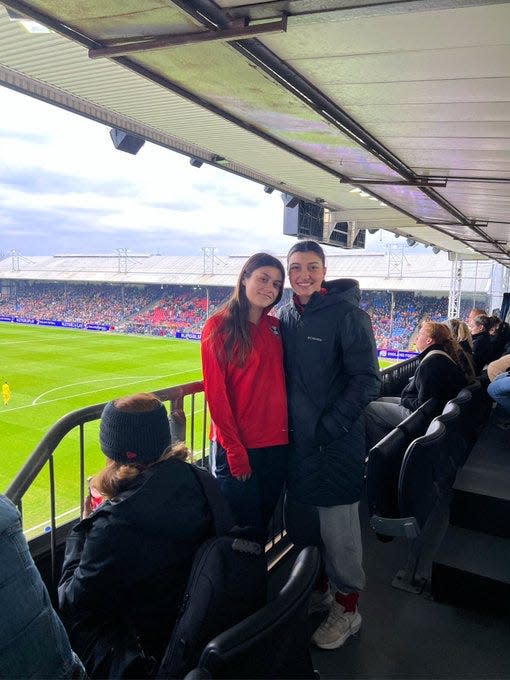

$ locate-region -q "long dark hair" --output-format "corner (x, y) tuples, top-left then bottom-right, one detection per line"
(211, 252), (285, 367)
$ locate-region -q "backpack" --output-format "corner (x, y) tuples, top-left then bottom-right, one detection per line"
(156, 465), (268, 679)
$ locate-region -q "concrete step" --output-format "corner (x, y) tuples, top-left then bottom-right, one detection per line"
(431, 525), (510, 612)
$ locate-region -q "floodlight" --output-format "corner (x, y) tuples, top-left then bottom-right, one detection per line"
(264, 185), (274, 194)
(110, 128), (145, 155)
(190, 158), (203, 168)
(406, 238), (417, 247)
(432, 246), (441, 254)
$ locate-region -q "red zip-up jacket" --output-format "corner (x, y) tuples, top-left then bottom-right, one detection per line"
(201, 311), (288, 476)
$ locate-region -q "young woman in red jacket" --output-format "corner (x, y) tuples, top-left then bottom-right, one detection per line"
(201, 252), (288, 541)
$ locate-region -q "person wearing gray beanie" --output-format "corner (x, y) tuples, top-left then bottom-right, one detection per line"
(58, 392), (213, 677)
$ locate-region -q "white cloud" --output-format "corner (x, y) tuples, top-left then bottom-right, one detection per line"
(1, 86), (392, 258)
(1, 85), (305, 256)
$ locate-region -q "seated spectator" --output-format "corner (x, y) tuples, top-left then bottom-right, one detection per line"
(468, 314), (492, 374)
(444, 318), (475, 380)
(0, 495), (85, 679)
(365, 321), (467, 449)
(487, 354), (510, 428)
(488, 316), (510, 361)
(58, 393), (213, 678)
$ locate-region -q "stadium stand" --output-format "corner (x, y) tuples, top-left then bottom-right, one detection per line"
(0, 253), (490, 349)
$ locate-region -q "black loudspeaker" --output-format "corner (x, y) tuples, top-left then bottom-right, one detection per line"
(109, 128), (145, 155)
(283, 200), (324, 238)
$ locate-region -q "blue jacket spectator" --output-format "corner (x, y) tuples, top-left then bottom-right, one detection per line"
(0, 495), (85, 679)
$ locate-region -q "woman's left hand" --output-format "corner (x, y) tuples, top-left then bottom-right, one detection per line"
(234, 472), (252, 482)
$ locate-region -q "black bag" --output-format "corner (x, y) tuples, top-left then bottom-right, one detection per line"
(157, 465), (268, 679)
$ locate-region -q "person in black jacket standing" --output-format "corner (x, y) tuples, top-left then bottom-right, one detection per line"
(59, 393), (213, 677)
(278, 240), (381, 650)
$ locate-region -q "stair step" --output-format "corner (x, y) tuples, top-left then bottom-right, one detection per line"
(432, 525), (510, 611)
(450, 490), (510, 538)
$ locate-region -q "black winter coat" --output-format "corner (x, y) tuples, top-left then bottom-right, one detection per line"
(279, 279), (381, 507)
(58, 458), (212, 671)
(472, 330), (492, 374)
(400, 344), (467, 412)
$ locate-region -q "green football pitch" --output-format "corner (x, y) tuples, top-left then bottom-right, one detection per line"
(1, 323), (203, 536)
(1, 323), (396, 537)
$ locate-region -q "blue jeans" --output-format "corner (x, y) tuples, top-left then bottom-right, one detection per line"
(0, 495), (85, 679)
(488, 372), (510, 416)
(210, 442), (288, 541)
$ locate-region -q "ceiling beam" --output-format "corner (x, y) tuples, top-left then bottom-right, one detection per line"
(88, 16), (287, 59)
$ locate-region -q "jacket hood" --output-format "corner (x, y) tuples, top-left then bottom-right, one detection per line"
(316, 278), (361, 307)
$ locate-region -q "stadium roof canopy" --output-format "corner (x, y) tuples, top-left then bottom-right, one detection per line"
(0, 251), (493, 294)
(0, 0), (509, 268)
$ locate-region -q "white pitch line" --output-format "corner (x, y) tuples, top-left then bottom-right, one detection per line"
(2, 370), (202, 413)
(2, 339), (42, 346)
(24, 505), (81, 534)
(34, 375), (169, 404)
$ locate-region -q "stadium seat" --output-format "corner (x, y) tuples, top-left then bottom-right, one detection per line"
(438, 392), (472, 468)
(464, 379), (492, 431)
(370, 417), (460, 592)
(183, 547), (320, 680)
(367, 398), (439, 522)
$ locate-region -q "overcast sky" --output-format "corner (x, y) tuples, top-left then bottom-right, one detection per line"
(0, 85), (391, 259)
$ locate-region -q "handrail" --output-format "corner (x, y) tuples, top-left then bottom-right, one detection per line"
(6, 381), (205, 506)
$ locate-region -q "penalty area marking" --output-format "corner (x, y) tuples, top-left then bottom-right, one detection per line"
(2, 370), (202, 413)
(31, 370), (202, 406)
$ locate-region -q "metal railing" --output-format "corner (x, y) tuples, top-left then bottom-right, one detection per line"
(6, 360), (416, 591)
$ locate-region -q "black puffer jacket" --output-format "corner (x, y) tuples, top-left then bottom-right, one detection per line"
(279, 279), (381, 506)
(400, 344), (467, 412)
(472, 330), (492, 374)
(59, 458), (212, 670)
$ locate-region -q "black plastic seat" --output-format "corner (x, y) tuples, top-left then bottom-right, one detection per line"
(366, 398), (439, 520)
(398, 418), (451, 528)
(397, 397), (440, 440)
(465, 379), (492, 430)
(184, 546), (320, 680)
(438, 392), (472, 468)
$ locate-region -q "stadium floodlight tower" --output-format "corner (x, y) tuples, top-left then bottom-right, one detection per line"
(448, 253), (463, 319)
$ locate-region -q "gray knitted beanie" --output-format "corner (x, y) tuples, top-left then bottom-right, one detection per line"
(99, 399), (170, 464)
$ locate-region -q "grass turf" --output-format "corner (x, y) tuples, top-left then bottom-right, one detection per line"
(1, 323), (203, 536)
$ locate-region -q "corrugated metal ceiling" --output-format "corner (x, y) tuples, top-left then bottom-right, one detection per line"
(0, 0), (509, 267)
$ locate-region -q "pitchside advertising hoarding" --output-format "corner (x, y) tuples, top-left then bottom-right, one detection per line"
(378, 348), (418, 360)
(0, 317), (419, 357)
(0, 315), (110, 332)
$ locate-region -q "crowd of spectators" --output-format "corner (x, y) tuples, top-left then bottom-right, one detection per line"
(0, 282), (489, 350)
(0, 283), (160, 326)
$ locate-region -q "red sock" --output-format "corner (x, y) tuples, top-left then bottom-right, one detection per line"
(335, 591), (359, 612)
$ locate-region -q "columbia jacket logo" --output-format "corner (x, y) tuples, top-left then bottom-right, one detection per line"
(307, 336), (323, 342)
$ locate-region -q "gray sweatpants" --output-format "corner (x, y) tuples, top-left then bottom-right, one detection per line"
(285, 496), (365, 593)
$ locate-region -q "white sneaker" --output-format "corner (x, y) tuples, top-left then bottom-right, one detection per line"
(309, 587), (333, 614)
(311, 600), (362, 649)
